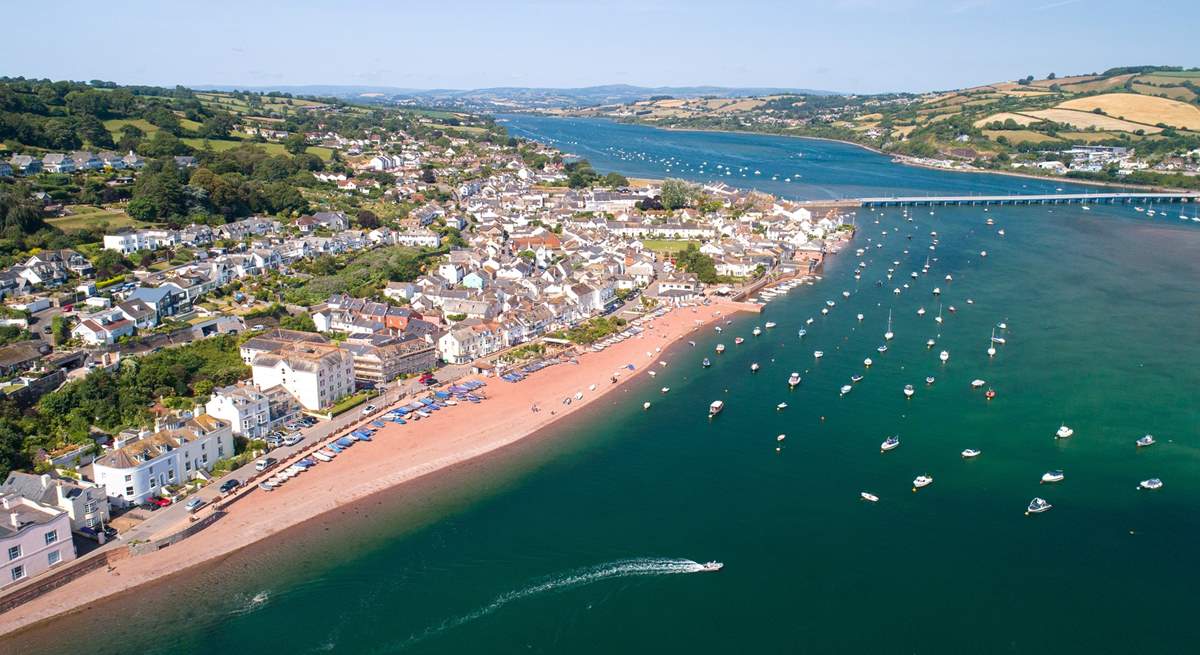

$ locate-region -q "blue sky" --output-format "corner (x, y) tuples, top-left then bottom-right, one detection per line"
(4, 0), (1197, 93)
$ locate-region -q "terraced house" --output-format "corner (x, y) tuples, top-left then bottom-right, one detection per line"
(91, 415), (234, 507)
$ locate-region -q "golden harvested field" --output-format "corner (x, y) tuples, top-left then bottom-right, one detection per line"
(990, 82), (1055, 95)
(1060, 74), (1137, 93)
(1129, 83), (1198, 102)
(1030, 75), (1098, 88)
(891, 125), (918, 137)
(1059, 131), (1133, 143)
(714, 99), (765, 114)
(973, 112), (1044, 128)
(982, 130), (1059, 144)
(928, 112), (959, 123)
(1024, 108), (1162, 133)
(1056, 93), (1200, 130)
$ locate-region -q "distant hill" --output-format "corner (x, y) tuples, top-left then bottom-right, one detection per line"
(195, 84), (841, 109)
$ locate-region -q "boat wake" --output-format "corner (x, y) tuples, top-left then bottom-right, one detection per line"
(229, 589), (270, 616)
(386, 558), (713, 651)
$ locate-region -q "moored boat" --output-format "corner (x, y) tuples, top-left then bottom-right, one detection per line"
(961, 448), (981, 458)
(1056, 425), (1074, 439)
(1136, 434), (1155, 448)
(881, 435), (901, 451)
(913, 475), (933, 489)
(1139, 478), (1163, 490)
(1027, 497), (1052, 514)
(861, 492), (879, 502)
(709, 400), (724, 417)
(1041, 470), (1064, 483)
(788, 372), (801, 387)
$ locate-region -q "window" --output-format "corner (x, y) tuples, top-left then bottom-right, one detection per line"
(125, 486), (134, 496)
(47, 550), (60, 566)
(10, 565), (24, 582)
(44, 530), (58, 545)
(124, 474), (132, 482)
(7, 546), (19, 561)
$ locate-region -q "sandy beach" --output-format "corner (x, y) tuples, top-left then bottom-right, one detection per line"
(0, 300), (758, 638)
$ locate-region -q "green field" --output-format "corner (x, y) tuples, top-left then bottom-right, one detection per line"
(642, 239), (700, 253)
(181, 138), (333, 161)
(47, 206), (148, 232)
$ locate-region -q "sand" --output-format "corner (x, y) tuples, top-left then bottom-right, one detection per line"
(0, 300), (758, 637)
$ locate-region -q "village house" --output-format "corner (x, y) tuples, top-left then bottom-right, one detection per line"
(0, 494), (77, 588)
(92, 414), (234, 507)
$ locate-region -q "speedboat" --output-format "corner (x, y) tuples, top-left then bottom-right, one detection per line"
(851, 374), (864, 383)
(881, 436), (901, 451)
(1139, 478), (1163, 490)
(917, 307), (926, 316)
(864, 358), (873, 367)
(925, 376), (935, 385)
(860, 492), (879, 503)
(840, 384), (853, 396)
(750, 363), (760, 372)
(776, 434), (786, 442)
(1136, 434), (1156, 448)
(932, 287), (941, 295)
(661, 387), (670, 394)
(825, 300), (835, 308)
(715, 326), (723, 332)
(776, 402), (788, 410)
(1027, 497), (1052, 514)
(1055, 425), (1074, 439)
(945, 274), (953, 282)
(700, 561), (724, 572)
(643, 402), (651, 410)
(798, 329), (807, 338)
(913, 475), (933, 489)
(961, 448), (981, 458)
(788, 372), (801, 387)
(877, 344), (888, 353)
(985, 388), (996, 400)
(1041, 470), (1064, 483)
(971, 379), (986, 388)
(926, 339), (936, 348)
(715, 344), (726, 354)
(648, 370), (657, 377)
(752, 327), (762, 337)
(735, 337), (745, 345)
(765, 321), (777, 329)
(702, 358), (711, 368)
(980, 251), (988, 257)
(939, 350), (949, 362)
(814, 351), (824, 359)
(857, 313), (864, 322)
(903, 384), (915, 398)
(709, 400), (724, 417)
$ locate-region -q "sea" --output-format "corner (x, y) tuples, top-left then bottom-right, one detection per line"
(14, 116), (1200, 655)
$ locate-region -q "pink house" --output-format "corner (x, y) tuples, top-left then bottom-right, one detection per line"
(1, 493), (77, 588)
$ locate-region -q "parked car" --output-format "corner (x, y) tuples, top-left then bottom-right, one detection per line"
(184, 497), (205, 513)
(282, 434), (303, 447)
(361, 404), (377, 415)
(421, 377), (439, 386)
(255, 457), (277, 472)
(149, 496), (171, 507)
(219, 479), (241, 494)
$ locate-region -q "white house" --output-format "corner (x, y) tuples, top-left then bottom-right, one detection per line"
(92, 415), (234, 507)
(205, 385), (271, 439)
(0, 494), (77, 587)
(251, 343), (355, 411)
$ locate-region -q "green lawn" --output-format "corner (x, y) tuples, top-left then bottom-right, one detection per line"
(48, 206), (148, 232)
(642, 239), (699, 253)
(181, 138), (333, 161)
(103, 118), (160, 136)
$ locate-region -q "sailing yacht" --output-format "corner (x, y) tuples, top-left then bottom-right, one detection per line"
(939, 350), (950, 362)
(903, 384), (915, 398)
(987, 329), (997, 358)
(750, 363), (760, 372)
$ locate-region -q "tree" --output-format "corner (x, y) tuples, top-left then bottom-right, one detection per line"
(1047, 72), (1057, 80)
(356, 210), (381, 229)
(50, 315), (70, 344)
(420, 166), (437, 184)
(283, 133), (308, 155)
(661, 178), (698, 210)
(601, 172), (629, 187)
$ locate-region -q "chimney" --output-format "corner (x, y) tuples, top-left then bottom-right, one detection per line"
(8, 512), (19, 529)
(40, 474), (52, 490)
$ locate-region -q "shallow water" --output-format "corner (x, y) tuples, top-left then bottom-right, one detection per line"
(13, 119), (1200, 654)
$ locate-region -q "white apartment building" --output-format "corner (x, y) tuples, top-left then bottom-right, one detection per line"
(0, 472), (111, 534)
(102, 229), (178, 254)
(205, 385), (271, 438)
(251, 343), (355, 411)
(92, 415), (233, 507)
(1, 494), (77, 588)
(394, 229), (442, 248)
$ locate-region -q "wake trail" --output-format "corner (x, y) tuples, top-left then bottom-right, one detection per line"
(382, 558), (712, 652)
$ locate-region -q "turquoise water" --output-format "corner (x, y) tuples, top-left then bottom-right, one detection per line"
(14, 120), (1200, 655)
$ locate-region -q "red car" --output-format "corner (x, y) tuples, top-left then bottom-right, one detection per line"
(148, 497), (171, 507)
(418, 373), (434, 383)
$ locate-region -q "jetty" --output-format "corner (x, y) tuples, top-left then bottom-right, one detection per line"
(857, 192), (1199, 208)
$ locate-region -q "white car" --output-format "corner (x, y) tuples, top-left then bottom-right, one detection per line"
(282, 434), (302, 447)
(361, 404), (377, 415)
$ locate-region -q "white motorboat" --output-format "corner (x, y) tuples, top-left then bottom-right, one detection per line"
(840, 384), (853, 396)
(925, 376), (935, 385)
(877, 344), (888, 353)
(1139, 478), (1163, 490)
(648, 370), (657, 377)
(788, 372), (801, 387)
(945, 274), (953, 282)
(776, 402), (788, 410)
(988, 329), (997, 357)
(860, 492), (879, 502)
(661, 387), (670, 394)
(700, 561), (724, 572)
(806, 318), (814, 325)
(970, 379), (986, 388)
(926, 338), (936, 348)
(715, 326), (722, 332)
(777, 434), (786, 442)
(932, 287), (941, 295)
(709, 400), (724, 417)
(851, 374), (864, 383)
(917, 307), (926, 316)
(750, 363), (760, 372)
(857, 313), (864, 322)
(980, 251), (988, 257)
(1041, 470), (1064, 483)
(842, 291), (851, 298)
(880, 436), (901, 451)
(765, 322), (777, 329)
(735, 337), (745, 345)
(998, 322), (1008, 330)
(752, 327), (762, 336)
(903, 384), (915, 398)
(1136, 434), (1156, 448)
(1055, 425), (1074, 439)
(961, 448), (981, 458)
(864, 358), (873, 367)
(715, 344), (726, 354)
(1027, 497), (1052, 514)
(939, 350), (950, 362)
(814, 351), (824, 359)
(825, 300), (835, 308)
(913, 475), (933, 489)
(643, 402), (651, 410)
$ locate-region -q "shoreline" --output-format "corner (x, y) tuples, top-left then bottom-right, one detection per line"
(0, 300), (760, 639)
(531, 112), (1185, 194)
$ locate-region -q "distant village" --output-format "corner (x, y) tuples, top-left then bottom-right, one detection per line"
(0, 115), (854, 586)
